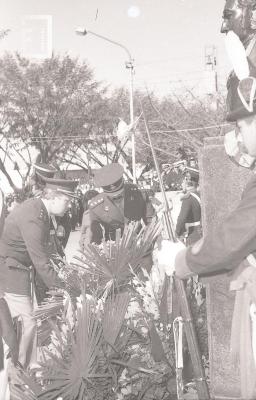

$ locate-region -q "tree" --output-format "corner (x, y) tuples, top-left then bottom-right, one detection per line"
(0, 51), (228, 190)
(0, 53), (109, 177)
(134, 88), (227, 166)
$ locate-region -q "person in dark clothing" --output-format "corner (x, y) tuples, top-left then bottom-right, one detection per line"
(32, 164), (73, 250)
(176, 169), (202, 246)
(87, 163), (154, 245)
(83, 163), (155, 271)
(0, 177), (77, 399)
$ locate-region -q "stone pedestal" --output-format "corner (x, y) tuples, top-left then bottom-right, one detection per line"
(199, 137), (253, 399)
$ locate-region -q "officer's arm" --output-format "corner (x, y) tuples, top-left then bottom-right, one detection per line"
(19, 217), (64, 289)
(175, 198), (190, 237)
(177, 184), (256, 277)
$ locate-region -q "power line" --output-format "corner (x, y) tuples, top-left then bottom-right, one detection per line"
(5, 122), (232, 145)
(152, 123), (231, 134)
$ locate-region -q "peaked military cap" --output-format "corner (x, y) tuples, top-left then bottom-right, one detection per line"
(94, 163), (124, 197)
(33, 163), (57, 178)
(184, 167), (199, 183)
(37, 173), (78, 197)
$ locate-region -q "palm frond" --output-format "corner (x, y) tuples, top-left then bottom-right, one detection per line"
(9, 366), (42, 400)
(39, 298), (110, 400)
(73, 218), (161, 291)
(34, 291), (65, 322)
(102, 292), (130, 346)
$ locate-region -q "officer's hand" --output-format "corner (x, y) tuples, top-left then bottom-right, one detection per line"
(155, 239), (186, 276)
(7, 343), (19, 366)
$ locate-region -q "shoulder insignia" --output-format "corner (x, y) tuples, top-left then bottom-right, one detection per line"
(39, 208), (48, 221)
(89, 197), (104, 208)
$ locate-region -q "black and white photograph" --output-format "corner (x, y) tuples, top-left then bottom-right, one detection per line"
(0, 0), (255, 399)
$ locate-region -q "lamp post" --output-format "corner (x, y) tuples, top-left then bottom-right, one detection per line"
(75, 28), (136, 183)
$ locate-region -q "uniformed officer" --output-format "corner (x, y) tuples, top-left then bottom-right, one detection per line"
(30, 165), (73, 304)
(0, 176), (77, 400)
(83, 163), (154, 271)
(86, 163), (153, 245)
(175, 168), (201, 246)
(33, 164), (72, 252)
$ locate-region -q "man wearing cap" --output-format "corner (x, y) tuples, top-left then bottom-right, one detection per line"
(32, 163), (72, 251)
(156, 4), (256, 398)
(0, 176), (77, 400)
(30, 164), (73, 304)
(30, 163), (57, 197)
(175, 168), (201, 246)
(86, 163), (154, 245)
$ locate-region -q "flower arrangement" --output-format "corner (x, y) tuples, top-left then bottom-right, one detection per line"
(10, 219), (207, 400)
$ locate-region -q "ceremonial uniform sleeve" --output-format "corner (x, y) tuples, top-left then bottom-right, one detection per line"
(175, 183), (256, 277)
(175, 198), (190, 237)
(19, 216), (63, 289)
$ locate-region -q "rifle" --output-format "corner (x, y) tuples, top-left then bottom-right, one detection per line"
(140, 102), (210, 400)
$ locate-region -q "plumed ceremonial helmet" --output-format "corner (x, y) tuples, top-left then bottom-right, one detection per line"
(221, 0), (256, 42)
(224, 20), (256, 120)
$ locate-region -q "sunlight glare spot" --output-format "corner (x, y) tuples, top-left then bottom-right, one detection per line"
(127, 5), (141, 18)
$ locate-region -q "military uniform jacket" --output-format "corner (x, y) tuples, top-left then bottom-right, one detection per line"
(0, 198), (62, 295)
(89, 183), (149, 244)
(176, 190), (201, 240)
(185, 174), (256, 275)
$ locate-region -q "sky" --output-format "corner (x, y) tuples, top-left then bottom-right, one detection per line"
(0, 0), (231, 97)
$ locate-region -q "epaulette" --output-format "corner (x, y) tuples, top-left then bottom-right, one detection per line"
(89, 197), (104, 208)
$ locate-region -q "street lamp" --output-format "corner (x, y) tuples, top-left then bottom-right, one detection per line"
(75, 27), (136, 183)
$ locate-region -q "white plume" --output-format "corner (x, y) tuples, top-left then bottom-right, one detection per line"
(116, 119), (130, 141)
(225, 31), (249, 80)
(116, 113), (142, 142)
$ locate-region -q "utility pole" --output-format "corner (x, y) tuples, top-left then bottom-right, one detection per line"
(204, 45), (219, 109)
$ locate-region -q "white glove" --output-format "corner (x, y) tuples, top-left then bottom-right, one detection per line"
(155, 239), (186, 276)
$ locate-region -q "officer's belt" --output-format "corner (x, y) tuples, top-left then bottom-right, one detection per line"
(185, 221), (201, 230)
